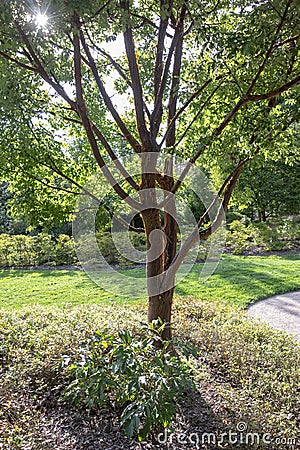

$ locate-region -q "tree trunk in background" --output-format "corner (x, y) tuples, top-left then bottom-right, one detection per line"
(258, 209), (266, 222)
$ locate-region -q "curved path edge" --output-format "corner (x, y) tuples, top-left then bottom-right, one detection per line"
(247, 291), (300, 341)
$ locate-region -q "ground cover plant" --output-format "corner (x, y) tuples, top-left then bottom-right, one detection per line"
(0, 299), (299, 449)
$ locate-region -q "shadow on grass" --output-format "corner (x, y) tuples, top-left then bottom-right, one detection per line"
(176, 254), (300, 307)
(0, 269), (82, 278)
(1, 254), (300, 308)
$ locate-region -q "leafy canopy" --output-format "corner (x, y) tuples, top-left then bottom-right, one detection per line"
(0, 0), (298, 226)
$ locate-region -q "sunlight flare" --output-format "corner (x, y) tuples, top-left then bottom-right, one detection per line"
(35, 12), (48, 28)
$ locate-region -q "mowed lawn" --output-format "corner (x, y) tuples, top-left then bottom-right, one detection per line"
(0, 254), (299, 309)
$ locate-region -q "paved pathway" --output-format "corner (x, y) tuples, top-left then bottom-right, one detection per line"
(248, 291), (300, 341)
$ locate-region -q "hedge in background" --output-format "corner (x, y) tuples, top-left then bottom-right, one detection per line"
(0, 233), (76, 267)
(227, 217), (300, 255)
(0, 217), (299, 268)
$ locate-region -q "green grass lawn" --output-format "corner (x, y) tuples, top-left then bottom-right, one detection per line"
(177, 253), (300, 307)
(1, 254), (299, 309)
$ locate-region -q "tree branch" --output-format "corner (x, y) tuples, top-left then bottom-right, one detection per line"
(151, 28), (181, 137)
(47, 108), (140, 192)
(84, 0), (111, 24)
(35, 163), (143, 233)
(174, 81), (223, 148)
(0, 50), (38, 72)
(159, 24), (298, 148)
(84, 27), (151, 120)
(31, 178), (80, 195)
(160, 74), (224, 147)
(166, 6), (186, 149)
(161, 159), (248, 292)
(245, 0), (293, 96)
(154, 1), (173, 100)
(14, 21), (77, 111)
(91, 124), (140, 191)
(79, 28), (142, 154)
(274, 34), (300, 49)
(29, 175), (81, 196)
(120, 0), (151, 148)
(169, 11), (297, 192)
(72, 14), (141, 211)
(131, 12), (173, 38)
(247, 75), (300, 101)
(164, 69), (298, 198)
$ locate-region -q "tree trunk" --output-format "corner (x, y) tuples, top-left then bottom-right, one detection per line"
(258, 209), (266, 222)
(140, 154), (177, 342)
(141, 161), (177, 342)
(148, 289), (174, 341)
(142, 206), (173, 341)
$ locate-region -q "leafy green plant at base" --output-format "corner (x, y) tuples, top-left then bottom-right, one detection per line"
(62, 321), (196, 440)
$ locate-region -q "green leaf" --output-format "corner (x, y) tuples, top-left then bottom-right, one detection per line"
(124, 414), (140, 439)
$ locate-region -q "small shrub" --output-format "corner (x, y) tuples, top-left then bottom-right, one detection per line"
(96, 232), (146, 266)
(96, 232), (124, 265)
(129, 232), (146, 250)
(227, 220), (256, 254)
(253, 222), (283, 251)
(0, 234), (14, 266)
(277, 218), (300, 248)
(0, 234), (35, 266)
(54, 234), (76, 265)
(227, 220), (286, 254)
(32, 233), (55, 265)
(62, 321), (196, 440)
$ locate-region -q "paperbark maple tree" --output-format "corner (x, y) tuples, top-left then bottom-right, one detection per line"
(0, 0), (299, 339)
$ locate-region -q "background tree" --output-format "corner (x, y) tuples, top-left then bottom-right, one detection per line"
(0, 181), (30, 233)
(232, 157), (300, 221)
(0, 0), (299, 340)
(205, 123), (300, 222)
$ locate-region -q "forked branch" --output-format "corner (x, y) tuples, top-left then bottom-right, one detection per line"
(166, 6), (186, 149)
(72, 15), (141, 211)
(79, 28), (142, 153)
(121, 0), (150, 148)
(14, 21), (77, 111)
(154, 0), (173, 100)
